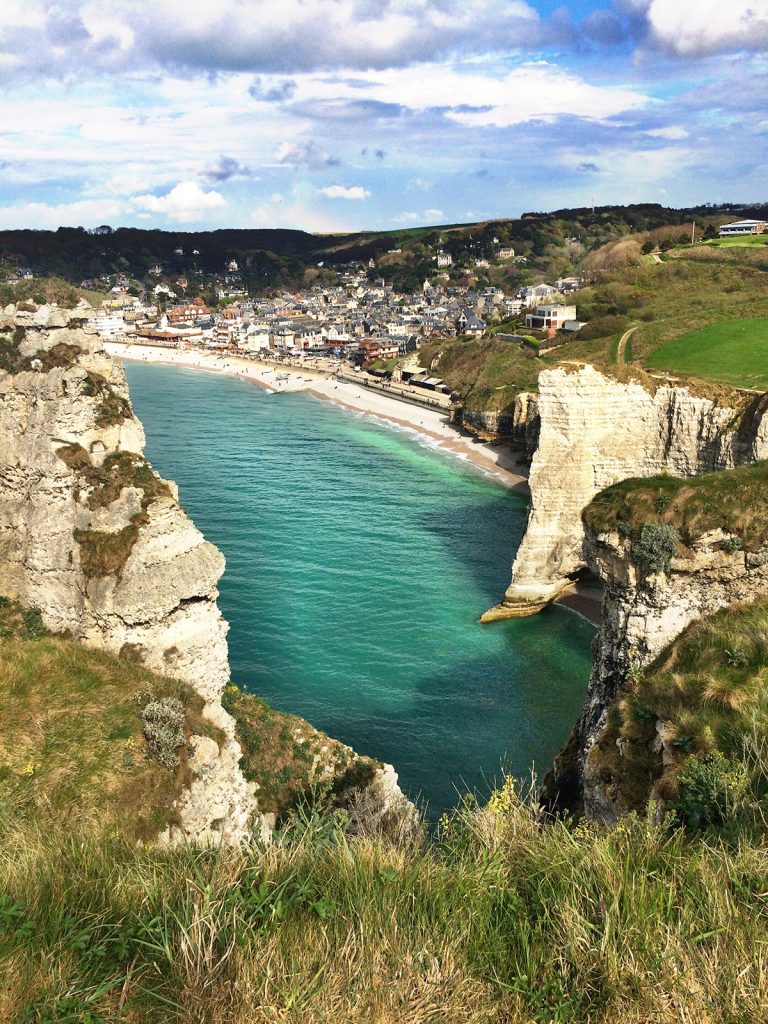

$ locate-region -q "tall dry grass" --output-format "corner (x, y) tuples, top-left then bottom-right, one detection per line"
(1, 781), (766, 1024)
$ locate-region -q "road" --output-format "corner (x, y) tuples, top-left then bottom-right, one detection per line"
(616, 325), (639, 366)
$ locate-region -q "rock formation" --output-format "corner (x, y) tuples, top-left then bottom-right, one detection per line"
(543, 469), (768, 820)
(456, 391), (540, 453)
(483, 363), (768, 620)
(0, 301), (417, 844)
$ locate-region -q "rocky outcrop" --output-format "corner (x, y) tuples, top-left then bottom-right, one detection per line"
(484, 363), (768, 620)
(457, 391), (540, 453)
(0, 302), (418, 844)
(544, 516), (768, 821)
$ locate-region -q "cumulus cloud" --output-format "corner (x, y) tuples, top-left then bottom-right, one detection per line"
(0, 197), (125, 230)
(248, 76), (297, 102)
(275, 140), (339, 168)
(317, 184), (370, 199)
(0, 0), (548, 80)
(645, 0), (768, 56)
(201, 155), (254, 182)
(130, 180), (226, 222)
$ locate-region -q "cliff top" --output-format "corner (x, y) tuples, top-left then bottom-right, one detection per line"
(584, 460), (768, 552)
(0, 596), (382, 840)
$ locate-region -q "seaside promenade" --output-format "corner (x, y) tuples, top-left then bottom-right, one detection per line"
(104, 342), (529, 492)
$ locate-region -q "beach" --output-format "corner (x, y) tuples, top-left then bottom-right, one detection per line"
(104, 342), (530, 492)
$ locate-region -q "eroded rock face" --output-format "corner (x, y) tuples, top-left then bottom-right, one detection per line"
(544, 525), (768, 821)
(486, 364), (768, 619)
(458, 391), (540, 452)
(0, 303), (418, 844)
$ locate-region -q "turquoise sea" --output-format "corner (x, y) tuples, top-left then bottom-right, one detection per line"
(124, 362), (594, 817)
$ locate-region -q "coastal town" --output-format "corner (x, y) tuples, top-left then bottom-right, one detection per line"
(81, 253), (584, 407)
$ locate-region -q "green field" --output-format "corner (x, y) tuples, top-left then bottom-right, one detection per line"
(704, 235), (768, 248)
(646, 317), (768, 389)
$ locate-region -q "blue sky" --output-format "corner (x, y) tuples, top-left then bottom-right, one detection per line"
(0, 0), (766, 232)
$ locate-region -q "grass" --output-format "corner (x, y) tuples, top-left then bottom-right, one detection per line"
(584, 459), (768, 552)
(704, 236), (768, 248)
(0, 598), (221, 843)
(0, 595), (767, 1020)
(0, 777), (766, 1022)
(418, 335), (545, 413)
(564, 244), (768, 375)
(223, 685), (377, 818)
(588, 598), (768, 816)
(646, 318), (768, 390)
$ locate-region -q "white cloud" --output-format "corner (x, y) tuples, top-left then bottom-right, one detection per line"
(275, 140), (338, 168)
(317, 184), (370, 200)
(0, 197), (125, 230)
(645, 125), (688, 140)
(0, 0), (545, 80)
(646, 0), (768, 56)
(130, 180), (226, 223)
(424, 208), (444, 219)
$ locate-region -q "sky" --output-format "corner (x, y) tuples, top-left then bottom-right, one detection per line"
(0, 0), (766, 233)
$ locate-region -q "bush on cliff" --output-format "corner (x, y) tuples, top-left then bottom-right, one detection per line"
(632, 522), (680, 574)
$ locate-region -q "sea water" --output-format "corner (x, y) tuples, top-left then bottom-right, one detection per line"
(124, 362), (594, 816)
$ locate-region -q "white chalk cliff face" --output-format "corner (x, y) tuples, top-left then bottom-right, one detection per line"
(484, 363), (768, 619)
(0, 301), (256, 844)
(0, 302), (417, 844)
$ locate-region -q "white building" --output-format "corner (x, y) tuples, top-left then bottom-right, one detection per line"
(719, 219), (767, 236)
(436, 251), (453, 268)
(92, 314), (126, 337)
(524, 304), (577, 331)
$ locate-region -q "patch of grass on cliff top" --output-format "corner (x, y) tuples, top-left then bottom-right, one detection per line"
(223, 684), (376, 819)
(0, 597), (220, 842)
(646, 318), (768, 390)
(584, 460), (768, 551)
(418, 335), (546, 410)
(589, 598), (768, 814)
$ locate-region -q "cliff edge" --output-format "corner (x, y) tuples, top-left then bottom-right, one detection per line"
(543, 463), (768, 820)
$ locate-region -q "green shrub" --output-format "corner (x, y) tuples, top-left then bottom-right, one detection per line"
(673, 751), (749, 831)
(722, 536), (744, 553)
(633, 522), (680, 573)
(140, 697), (186, 769)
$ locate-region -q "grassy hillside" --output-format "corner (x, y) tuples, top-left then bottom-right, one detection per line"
(418, 335), (545, 413)
(1, 760), (766, 1022)
(0, 598), (381, 843)
(1, 602), (767, 1019)
(646, 318), (768, 390)
(583, 460), (768, 552)
(0, 598), (222, 842)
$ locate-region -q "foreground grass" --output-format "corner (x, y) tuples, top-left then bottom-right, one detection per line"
(0, 789), (766, 1024)
(646, 318), (768, 390)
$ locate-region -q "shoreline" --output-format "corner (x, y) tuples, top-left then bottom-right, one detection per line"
(105, 342), (530, 492)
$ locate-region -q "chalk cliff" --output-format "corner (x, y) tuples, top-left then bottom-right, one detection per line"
(456, 391), (540, 453)
(483, 363), (768, 620)
(543, 466), (768, 820)
(0, 302), (417, 843)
